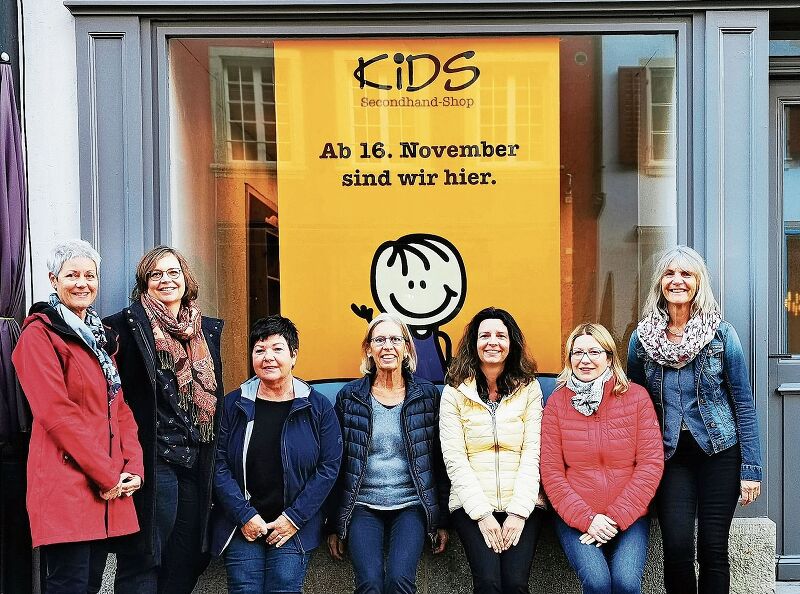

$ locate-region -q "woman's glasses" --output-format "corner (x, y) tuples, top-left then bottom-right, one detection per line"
(370, 336), (406, 346)
(569, 349), (609, 361)
(147, 268), (183, 282)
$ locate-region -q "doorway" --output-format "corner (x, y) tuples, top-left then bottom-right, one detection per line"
(769, 77), (800, 580)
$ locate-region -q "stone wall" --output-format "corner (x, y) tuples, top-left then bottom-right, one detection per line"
(100, 517), (775, 593)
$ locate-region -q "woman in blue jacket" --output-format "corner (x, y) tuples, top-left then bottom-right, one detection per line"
(210, 315), (342, 594)
(628, 245), (762, 594)
(326, 312), (449, 594)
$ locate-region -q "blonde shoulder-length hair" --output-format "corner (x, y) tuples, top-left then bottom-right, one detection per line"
(641, 245), (720, 319)
(359, 313), (418, 375)
(556, 323), (629, 396)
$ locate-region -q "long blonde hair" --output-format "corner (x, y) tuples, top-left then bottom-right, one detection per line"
(641, 245), (720, 319)
(556, 323), (629, 396)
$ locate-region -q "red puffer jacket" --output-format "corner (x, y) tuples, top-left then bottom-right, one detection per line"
(12, 305), (144, 547)
(541, 379), (663, 532)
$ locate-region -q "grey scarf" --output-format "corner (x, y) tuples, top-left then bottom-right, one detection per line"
(567, 367), (612, 416)
(49, 293), (121, 404)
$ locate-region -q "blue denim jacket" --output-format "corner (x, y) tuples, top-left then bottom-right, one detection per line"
(627, 320), (762, 482)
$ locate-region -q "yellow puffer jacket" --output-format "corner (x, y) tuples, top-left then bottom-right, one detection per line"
(440, 378), (543, 520)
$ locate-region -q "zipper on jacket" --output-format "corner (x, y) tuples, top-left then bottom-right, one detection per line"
(400, 396), (434, 537)
(133, 324), (158, 390)
(105, 396), (113, 535)
(488, 401), (502, 510)
(342, 396), (373, 540)
(279, 399), (312, 548)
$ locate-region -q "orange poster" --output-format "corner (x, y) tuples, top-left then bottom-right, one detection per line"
(274, 38), (560, 379)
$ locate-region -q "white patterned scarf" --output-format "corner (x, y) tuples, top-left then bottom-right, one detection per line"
(567, 367), (612, 416)
(636, 309), (721, 369)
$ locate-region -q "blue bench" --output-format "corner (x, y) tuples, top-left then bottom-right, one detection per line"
(309, 374), (558, 404)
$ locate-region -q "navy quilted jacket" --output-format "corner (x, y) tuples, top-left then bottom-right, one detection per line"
(327, 373), (450, 540)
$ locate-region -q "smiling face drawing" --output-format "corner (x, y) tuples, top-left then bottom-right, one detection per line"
(370, 234), (467, 331)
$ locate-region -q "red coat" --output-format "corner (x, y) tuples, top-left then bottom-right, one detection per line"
(12, 305), (144, 547)
(541, 379), (663, 532)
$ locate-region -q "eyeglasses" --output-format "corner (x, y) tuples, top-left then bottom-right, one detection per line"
(570, 349), (609, 361)
(370, 336), (406, 347)
(148, 268), (183, 282)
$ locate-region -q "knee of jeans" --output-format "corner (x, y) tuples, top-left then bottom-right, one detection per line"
(611, 572), (642, 594)
(575, 568), (612, 594)
(473, 574), (502, 594)
(355, 575), (384, 594)
(498, 572), (529, 594)
(697, 542), (730, 565)
(385, 571), (416, 594)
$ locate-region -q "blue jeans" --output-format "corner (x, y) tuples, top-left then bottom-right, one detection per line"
(224, 532), (311, 594)
(348, 505), (427, 594)
(554, 515), (650, 594)
(40, 540), (107, 594)
(115, 460), (209, 594)
(451, 507), (544, 594)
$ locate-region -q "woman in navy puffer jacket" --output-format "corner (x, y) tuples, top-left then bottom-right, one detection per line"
(326, 313), (449, 594)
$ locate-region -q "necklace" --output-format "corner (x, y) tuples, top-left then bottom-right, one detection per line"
(666, 326), (685, 337)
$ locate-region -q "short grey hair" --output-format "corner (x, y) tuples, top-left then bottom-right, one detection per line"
(47, 239), (102, 277)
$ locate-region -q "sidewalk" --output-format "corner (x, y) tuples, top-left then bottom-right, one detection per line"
(777, 583), (800, 593)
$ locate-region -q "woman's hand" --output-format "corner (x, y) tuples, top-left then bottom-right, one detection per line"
(99, 474), (125, 500)
(477, 514), (503, 553)
(433, 529), (449, 554)
(119, 473), (142, 497)
(265, 514), (299, 548)
(582, 514), (618, 546)
(740, 480), (761, 506)
(241, 514), (269, 542)
(328, 534), (345, 560)
(501, 514), (526, 550)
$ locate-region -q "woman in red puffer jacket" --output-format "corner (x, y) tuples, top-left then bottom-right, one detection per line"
(541, 323), (663, 594)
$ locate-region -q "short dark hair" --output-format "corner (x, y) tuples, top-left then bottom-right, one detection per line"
(249, 315), (300, 354)
(446, 307), (537, 397)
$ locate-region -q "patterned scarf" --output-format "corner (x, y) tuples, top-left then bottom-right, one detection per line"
(48, 293), (121, 404)
(140, 293), (217, 441)
(567, 367), (612, 416)
(636, 309), (721, 369)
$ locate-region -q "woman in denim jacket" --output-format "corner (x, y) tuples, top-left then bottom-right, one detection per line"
(627, 245), (762, 594)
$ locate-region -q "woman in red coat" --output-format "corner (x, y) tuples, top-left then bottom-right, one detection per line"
(541, 323), (663, 594)
(12, 240), (144, 594)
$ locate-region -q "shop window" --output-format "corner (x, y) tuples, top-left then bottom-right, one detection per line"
(169, 35), (678, 387)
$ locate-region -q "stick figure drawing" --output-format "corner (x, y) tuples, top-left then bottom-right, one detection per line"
(351, 233), (467, 382)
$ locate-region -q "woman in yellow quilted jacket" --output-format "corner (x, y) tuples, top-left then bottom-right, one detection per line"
(440, 307), (545, 594)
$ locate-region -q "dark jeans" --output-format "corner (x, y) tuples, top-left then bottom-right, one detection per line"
(40, 540), (106, 594)
(224, 532), (311, 594)
(451, 507), (544, 594)
(657, 433), (741, 594)
(348, 505), (427, 594)
(554, 515), (650, 594)
(115, 460), (210, 594)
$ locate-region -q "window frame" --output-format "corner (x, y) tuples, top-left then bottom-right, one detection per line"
(209, 46), (277, 168)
